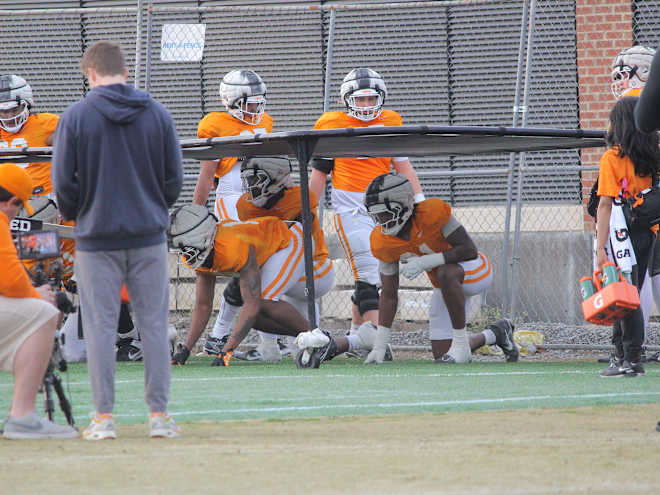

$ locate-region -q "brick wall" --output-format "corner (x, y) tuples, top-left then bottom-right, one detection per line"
(575, 0), (633, 230)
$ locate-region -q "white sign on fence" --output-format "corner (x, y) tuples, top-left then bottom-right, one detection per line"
(160, 24), (205, 62)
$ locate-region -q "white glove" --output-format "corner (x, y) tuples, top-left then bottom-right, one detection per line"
(400, 252), (446, 280)
(364, 325), (391, 364)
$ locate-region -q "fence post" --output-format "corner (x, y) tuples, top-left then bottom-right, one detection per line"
(509, 0), (537, 321)
(145, 2), (152, 93)
(135, 0), (144, 89)
(502, 0), (530, 315)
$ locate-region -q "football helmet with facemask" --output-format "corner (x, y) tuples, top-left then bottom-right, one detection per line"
(365, 173), (414, 236)
(340, 68), (387, 122)
(611, 45), (656, 99)
(219, 69), (267, 125)
(167, 204), (218, 269)
(240, 156), (292, 207)
(0, 74), (34, 133)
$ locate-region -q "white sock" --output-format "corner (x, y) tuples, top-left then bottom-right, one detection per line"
(482, 328), (496, 346)
(346, 334), (359, 351)
(447, 327), (471, 363)
(211, 299), (240, 339)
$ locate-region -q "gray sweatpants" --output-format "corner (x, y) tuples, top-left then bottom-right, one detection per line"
(75, 243), (171, 414)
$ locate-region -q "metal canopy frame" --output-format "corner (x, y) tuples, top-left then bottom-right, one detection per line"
(1, 125), (606, 327)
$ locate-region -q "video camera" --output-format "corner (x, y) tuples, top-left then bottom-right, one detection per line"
(15, 230), (75, 314)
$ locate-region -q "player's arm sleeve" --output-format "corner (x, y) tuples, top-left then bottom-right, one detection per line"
(163, 115), (184, 207)
(635, 47), (660, 132)
(379, 260), (398, 276)
(51, 118), (80, 221)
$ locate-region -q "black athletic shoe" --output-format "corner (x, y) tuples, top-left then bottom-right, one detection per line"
(600, 358), (644, 377)
(203, 335), (228, 356)
(490, 318), (519, 362)
(116, 338), (143, 361)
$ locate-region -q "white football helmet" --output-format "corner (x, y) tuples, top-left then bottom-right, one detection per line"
(19, 196), (58, 224)
(240, 156), (292, 207)
(611, 45), (656, 99)
(167, 204), (218, 269)
(340, 68), (387, 122)
(219, 69), (267, 125)
(365, 173), (414, 236)
(0, 74), (33, 133)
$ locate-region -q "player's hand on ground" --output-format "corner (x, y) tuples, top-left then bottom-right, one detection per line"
(364, 325), (391, 364)
(171, 344), (190, 365)
(400, 255), (424, 279)
(211, 350), (233, 367)
(35, 284), (56, 305)
(364, 346), (386, 364)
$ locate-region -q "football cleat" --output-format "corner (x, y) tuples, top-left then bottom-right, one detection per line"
(295, 330), (339, 369)
(294, 328), (330, 349)
(435, 354), (457, 364)
(116, 338), (143, 361)
(203, 335), (229, 356)
(233, 349), (263, 361)
(489, 318), (519, 362)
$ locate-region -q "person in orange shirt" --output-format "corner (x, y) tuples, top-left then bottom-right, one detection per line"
(362, 173), (518, 364)
(0, 163), (76, 439)
(194, 69), (277, 360)
(596, 97), (660, 377)
(309, 68), (424, 344)
(168, 205), (331, 366)
(204, 157), (336, 361)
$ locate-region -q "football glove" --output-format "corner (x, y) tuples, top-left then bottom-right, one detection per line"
(364, 325), (391, 364)
(171, 343), (190, 365)
(400, 253), (446, 279)
(211, 350), (233, 367)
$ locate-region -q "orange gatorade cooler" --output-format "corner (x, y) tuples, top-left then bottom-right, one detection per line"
(580, 262), (640, 325)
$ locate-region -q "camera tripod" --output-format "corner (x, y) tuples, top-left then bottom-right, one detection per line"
(43, 338), (75, 428)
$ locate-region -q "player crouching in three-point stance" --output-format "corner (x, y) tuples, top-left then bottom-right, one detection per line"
(362, 173), (519, 364)
(168, 205), (333, 366)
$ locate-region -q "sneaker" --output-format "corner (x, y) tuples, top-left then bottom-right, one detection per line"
(116, 338), (143, 361)
(294, 328), (330, 349)
(600, 358), (644, 377)
(149, 413), (181, 438)
(3, 412), (78, 440)
(435, 354), (457, 364)
(203, 335), (228, 356)
(82, 413), (117, 440)
(490, 318), (519, 362)
(233, 349), (263, 361)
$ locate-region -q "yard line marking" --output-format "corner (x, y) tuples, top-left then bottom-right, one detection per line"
(0, 368), (657, 388)
(112, 391), (660, 417)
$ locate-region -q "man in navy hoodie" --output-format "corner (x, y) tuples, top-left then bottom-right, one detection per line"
(52, 41), (183, 440)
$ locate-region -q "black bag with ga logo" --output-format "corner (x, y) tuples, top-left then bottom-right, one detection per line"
(622, 174), (660, 230)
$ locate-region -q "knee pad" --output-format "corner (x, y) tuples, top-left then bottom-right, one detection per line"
(223, 277), (243, 307)
(351, 281), (379, 316)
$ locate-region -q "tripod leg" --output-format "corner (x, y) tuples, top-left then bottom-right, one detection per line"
(51, 372), (75, 427)
(43, 375), (55, 423)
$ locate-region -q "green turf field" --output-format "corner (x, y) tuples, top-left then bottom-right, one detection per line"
(2, 357), (659, 426)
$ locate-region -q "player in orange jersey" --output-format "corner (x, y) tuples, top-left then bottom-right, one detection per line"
(361, 173), (519, 364)
(167, 205), (333, 366)
(310, 68), (425, 343)
(194, 69), (277, 359)
(203, 156), (337, 361)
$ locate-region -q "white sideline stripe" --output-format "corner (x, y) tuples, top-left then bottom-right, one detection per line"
(0, 368), (657, 388)
(112, 391), (660, 418)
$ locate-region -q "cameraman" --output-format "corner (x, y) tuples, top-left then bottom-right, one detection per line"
(0, 163), (77, 439)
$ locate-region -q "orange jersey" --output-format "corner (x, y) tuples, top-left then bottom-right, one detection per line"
(313, 110), (403, 192)
(197, 216), (291, 275)
(197, 112), (273, 178)
(0, 211), (41, 299)
(370, 198), (453, 288)
(236, 187), (329, 264)
(597, 148), (652, 198)
(0, 113), (58, 195)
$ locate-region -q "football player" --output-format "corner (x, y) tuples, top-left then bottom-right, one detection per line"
(361, 173), (519, 364)
(167, 205), (332, 366)
(194, 69), (279, 360)
(610, 45), (656, 99)
(203, 156), (337, 361)
(309, 68), (425, 342)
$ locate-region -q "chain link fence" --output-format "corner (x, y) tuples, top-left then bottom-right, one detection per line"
(2, 1), (659, 335)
